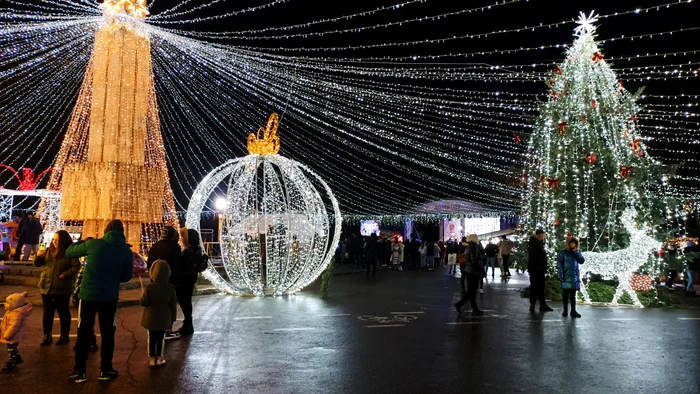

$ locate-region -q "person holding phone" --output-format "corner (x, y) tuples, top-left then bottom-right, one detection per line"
(557, 237), (585, 318)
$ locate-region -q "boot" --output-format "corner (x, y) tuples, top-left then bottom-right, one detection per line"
(178, 321), (194, 336)
(56, 335), (70, 345)
(539, 304), (554, 312)
(40, 334), (53, 346)
(570, 310), (581, 318)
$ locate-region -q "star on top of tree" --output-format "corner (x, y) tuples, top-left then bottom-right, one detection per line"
(573, 11), (599, 37)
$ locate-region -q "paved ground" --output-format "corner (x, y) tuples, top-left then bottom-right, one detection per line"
(1, 267), (698, 394)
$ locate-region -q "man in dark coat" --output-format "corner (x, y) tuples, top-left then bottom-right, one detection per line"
(364, 233), (380, 277)
(528, 229), (553, 312)
(147, 226), (183, 339)
(66, 220), (133, 383)
(20, 213), (43, 261)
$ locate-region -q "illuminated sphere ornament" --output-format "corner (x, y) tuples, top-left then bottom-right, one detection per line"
(185, 114), (342, 296)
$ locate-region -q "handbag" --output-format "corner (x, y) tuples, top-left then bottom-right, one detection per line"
(447, 253), (457, 265)
(457, 252), (467, 265)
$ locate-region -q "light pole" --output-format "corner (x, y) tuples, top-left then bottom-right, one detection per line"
(215, 197), (227, 243)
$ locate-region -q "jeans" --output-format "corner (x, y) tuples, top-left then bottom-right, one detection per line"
(366, 258), (377, 276)
(22, 244), (39, 260)
(456, 270), (481, 312)
(148, 331), (165, 357)
(562, 289), (577, 312)
(41, 293), (72, 336)
(420, 254), (427, 268)
(178, 274), (197, 329)
(486, 257), (497, 276)
(74, 300), (118, 373)
(502, 255), (511, 275)
(529, 273), (547, 307)
(687, 270), (696, 293)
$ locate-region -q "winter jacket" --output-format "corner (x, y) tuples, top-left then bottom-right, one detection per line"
(34, 250), (80, 295)
(557, 250), (585, 290)
(527, 235), (548, 275)
(484, 243), (499, 258)
(463, 242), (484, 275)
(147, 240), (183, 285)
(365, 238), (380, 261)
(182, 244), (204, 277)
(499, 239), (514, 256)
(685, 244), (700, 271)
(65, 230), (134, 302)
(140, 260), (177, 332)
(0, 292), (33, 345)
(21, 217), (43, 245)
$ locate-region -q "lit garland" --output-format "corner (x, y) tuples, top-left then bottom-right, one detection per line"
(185, 115), (342, 296)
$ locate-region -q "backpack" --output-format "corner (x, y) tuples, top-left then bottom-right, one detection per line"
(195, 253), (210, 273)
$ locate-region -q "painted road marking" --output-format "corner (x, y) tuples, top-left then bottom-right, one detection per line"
(461, 314), (509, 319)
(54, 318), (79, 321)
(678, 318), (700, 321)
(232, 316), (272, 320)
(53, 334), (101, 338)
(390, 311), (424, 315)
(193, 331), (215, 334)
(365, 324), (405, 328)
(601, 318), (639, 321)
(273, 327), (316, 332)
(529, 319), (563, 323)
(446, 322), (486, 325)
(315, 314), (351, 317)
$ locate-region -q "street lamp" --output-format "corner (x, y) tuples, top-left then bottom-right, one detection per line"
(215, 197), (227, 247)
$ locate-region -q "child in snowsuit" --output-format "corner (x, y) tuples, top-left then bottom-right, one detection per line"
(140, 260), (177, 367)
(1, 291), (33, 371)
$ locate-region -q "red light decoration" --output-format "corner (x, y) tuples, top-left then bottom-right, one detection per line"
(0, 165), (52, 191)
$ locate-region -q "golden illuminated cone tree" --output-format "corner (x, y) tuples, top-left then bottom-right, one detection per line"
(43, 0), (177, 245)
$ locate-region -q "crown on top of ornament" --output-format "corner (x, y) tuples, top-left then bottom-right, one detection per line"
(101, 0), (149, 19)
(247, 113), (281, 155)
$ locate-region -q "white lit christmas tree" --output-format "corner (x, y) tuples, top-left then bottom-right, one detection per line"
(521, 12), (669, 256)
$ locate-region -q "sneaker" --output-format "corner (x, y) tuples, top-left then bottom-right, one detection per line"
(156, 358), (167, 367)
(570, 311), (581, 318)
(478, 289), (484, 294)
(68, 370), (87, 383)
(164, 330), (181, 340)
(149, 357), (157, 368)
(540, 305), (554, 312)
(562, 311), (568, 317)
(98, 369), (118, 381)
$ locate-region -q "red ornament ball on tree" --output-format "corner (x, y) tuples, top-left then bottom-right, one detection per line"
(554, 219), (561, 226)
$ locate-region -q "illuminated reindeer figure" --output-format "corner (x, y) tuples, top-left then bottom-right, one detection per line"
(0, 165), (52, 191)
(579, 207), (661, 307)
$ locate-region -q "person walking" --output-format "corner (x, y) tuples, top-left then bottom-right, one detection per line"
(454, 234), (485, 316)
(20, 213), (43, 261)
(364, 233), (380, 278)
(528, 229), (553, 312)
(499, 236), (514, 277)
(13, 214), (26, 261)
(66, 220), (133, 383)
(390, 237), (401, 270)
(438, 241), (446, 268)
(140, 260), (178, 368)
(419, 241), (428, 269)
(447, 240), (458, 275)
(426, 241), (435, 271)
(177, 229), (205, 336)
(147, 226), (183, 340)
(0, 291), (33, 372)
(557, 237), (585, 318)
(684, 241), (699, 296)
(484, 241), (499, 278)
(33, 230), (80, 346)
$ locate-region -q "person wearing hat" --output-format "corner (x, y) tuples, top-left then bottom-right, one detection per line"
(528, 229), (553, 312)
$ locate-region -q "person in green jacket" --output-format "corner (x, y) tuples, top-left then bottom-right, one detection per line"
(140, 259), (177, 368)
(65, 220), (133, 384)
(33, 230), (80, 346)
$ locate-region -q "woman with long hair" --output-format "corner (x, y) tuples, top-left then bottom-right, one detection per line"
(34, 230), (80, 345)
(177, 229), (205, 336)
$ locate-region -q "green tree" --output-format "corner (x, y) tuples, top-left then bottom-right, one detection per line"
(521, 13), (670, 257)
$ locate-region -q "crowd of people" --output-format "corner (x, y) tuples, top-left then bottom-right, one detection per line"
(0, 219), (207, 383)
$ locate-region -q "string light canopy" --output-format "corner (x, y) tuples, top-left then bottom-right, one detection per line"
(0, 0), (698, 221)
(185, 114), (342, 296)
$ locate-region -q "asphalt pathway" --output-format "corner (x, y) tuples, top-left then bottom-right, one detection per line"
(1, 268), (698, 394)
